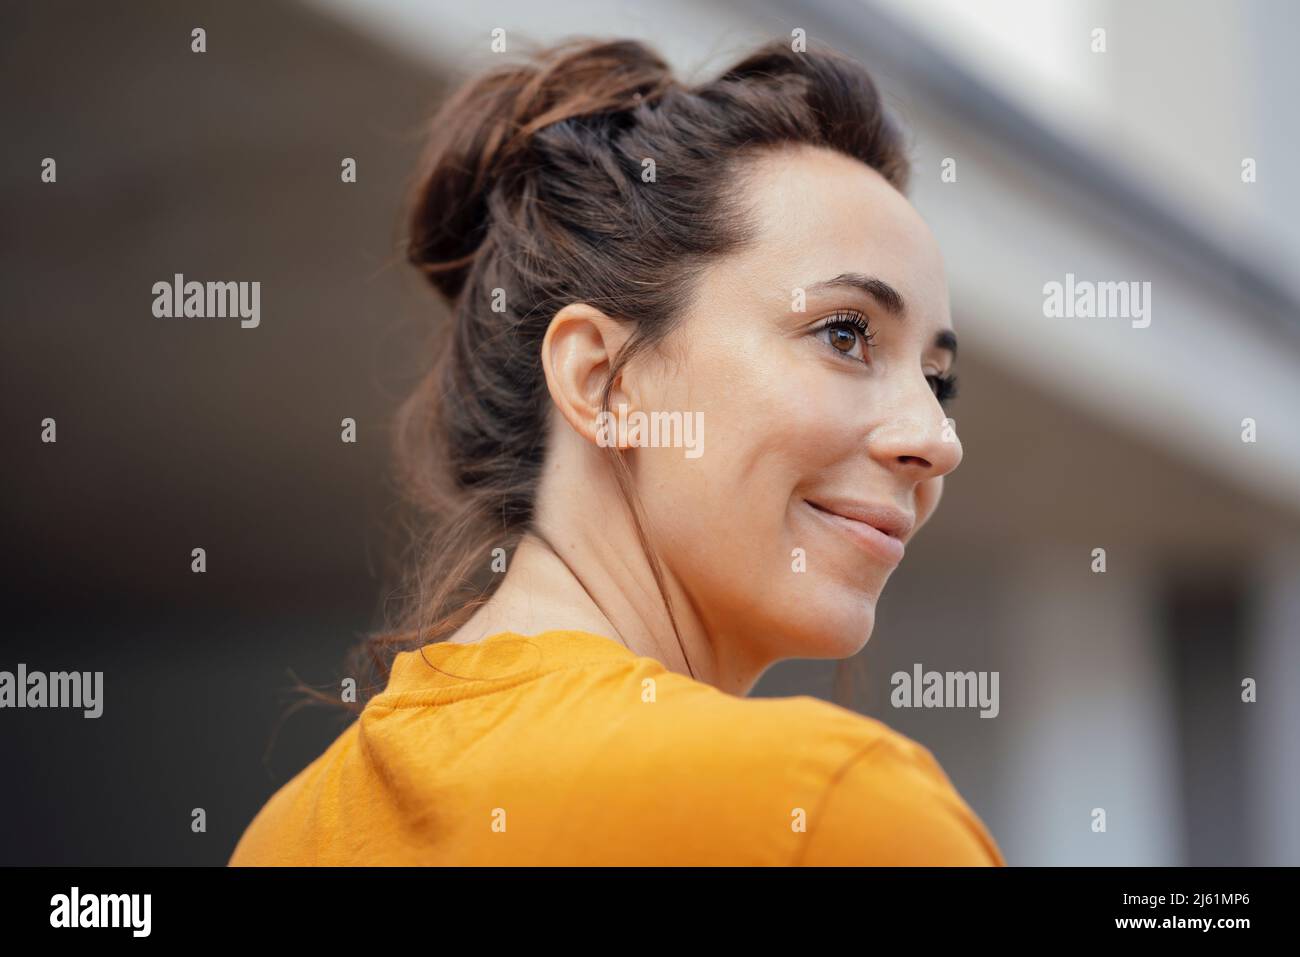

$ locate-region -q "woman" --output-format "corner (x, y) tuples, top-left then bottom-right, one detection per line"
(230, 36), (1005, 866)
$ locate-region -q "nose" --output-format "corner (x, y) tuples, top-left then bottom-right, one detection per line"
(865, 388), (963, 481)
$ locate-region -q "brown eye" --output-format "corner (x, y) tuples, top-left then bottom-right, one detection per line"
(828, 325), (859, 354)
(815, 311), (873, 363)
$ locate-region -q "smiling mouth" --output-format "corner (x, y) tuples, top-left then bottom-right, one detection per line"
(804, 499), (907, 565)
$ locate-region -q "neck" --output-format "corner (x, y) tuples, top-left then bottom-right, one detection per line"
(449, 520), (773, 697)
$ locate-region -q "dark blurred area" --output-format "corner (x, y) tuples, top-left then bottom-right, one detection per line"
(0, 0), (447, 864)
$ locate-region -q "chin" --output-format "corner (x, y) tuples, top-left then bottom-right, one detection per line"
(775, 600), (877, 661)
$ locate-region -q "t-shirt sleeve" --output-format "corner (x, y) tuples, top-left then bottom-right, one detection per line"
(796, 737), (1006, 866)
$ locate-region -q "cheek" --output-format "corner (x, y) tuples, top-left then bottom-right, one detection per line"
(623, 348), (761, 575)
(633, 339), (857, 580)
(643, 341), (825, 518)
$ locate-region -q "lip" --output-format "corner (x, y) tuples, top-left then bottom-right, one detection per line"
(803, 499), (913, 565)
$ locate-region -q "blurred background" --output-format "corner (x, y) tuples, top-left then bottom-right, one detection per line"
(2, 0), (1297, 865)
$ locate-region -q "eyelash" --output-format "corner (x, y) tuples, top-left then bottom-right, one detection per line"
(930, 372), (959, 406)
(815, 309), (875, 360)
(813, 308), (959, 406)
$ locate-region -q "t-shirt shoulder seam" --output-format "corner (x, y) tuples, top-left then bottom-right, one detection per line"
(789, 729), (994, 866)
(790, 736), (892, 866)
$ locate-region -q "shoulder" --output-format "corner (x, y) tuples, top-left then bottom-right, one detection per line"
(563, 669), (1004, 865)
(790, 717), (1006, 866)
(228, 719), (361, 866)
(725, 693), (1003, 865)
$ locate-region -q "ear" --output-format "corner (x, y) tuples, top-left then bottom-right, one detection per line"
(540, 302), (634, 446)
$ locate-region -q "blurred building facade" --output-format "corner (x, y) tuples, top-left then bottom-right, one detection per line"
(2, 0), (1296, 864)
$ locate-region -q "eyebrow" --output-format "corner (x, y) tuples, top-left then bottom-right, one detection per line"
(805, 272), (958, 359)
(807, 272), (905, 314)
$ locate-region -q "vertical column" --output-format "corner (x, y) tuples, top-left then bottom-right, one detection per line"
(992, 544), (1182, 865)
(1245, 545), (1300, 865)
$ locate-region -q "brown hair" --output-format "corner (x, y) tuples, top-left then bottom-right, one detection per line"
(327, 35), (910, 714)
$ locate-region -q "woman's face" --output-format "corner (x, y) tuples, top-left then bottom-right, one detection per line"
(630, 144), (962, 664)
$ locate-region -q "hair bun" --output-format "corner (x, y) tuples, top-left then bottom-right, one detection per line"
(406, 38), (678, 302)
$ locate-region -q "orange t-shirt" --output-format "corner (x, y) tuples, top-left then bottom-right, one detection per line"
(229, 629), (1005, 865)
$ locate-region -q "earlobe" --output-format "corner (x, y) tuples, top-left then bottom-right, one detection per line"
(540, 302), (632, 446)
